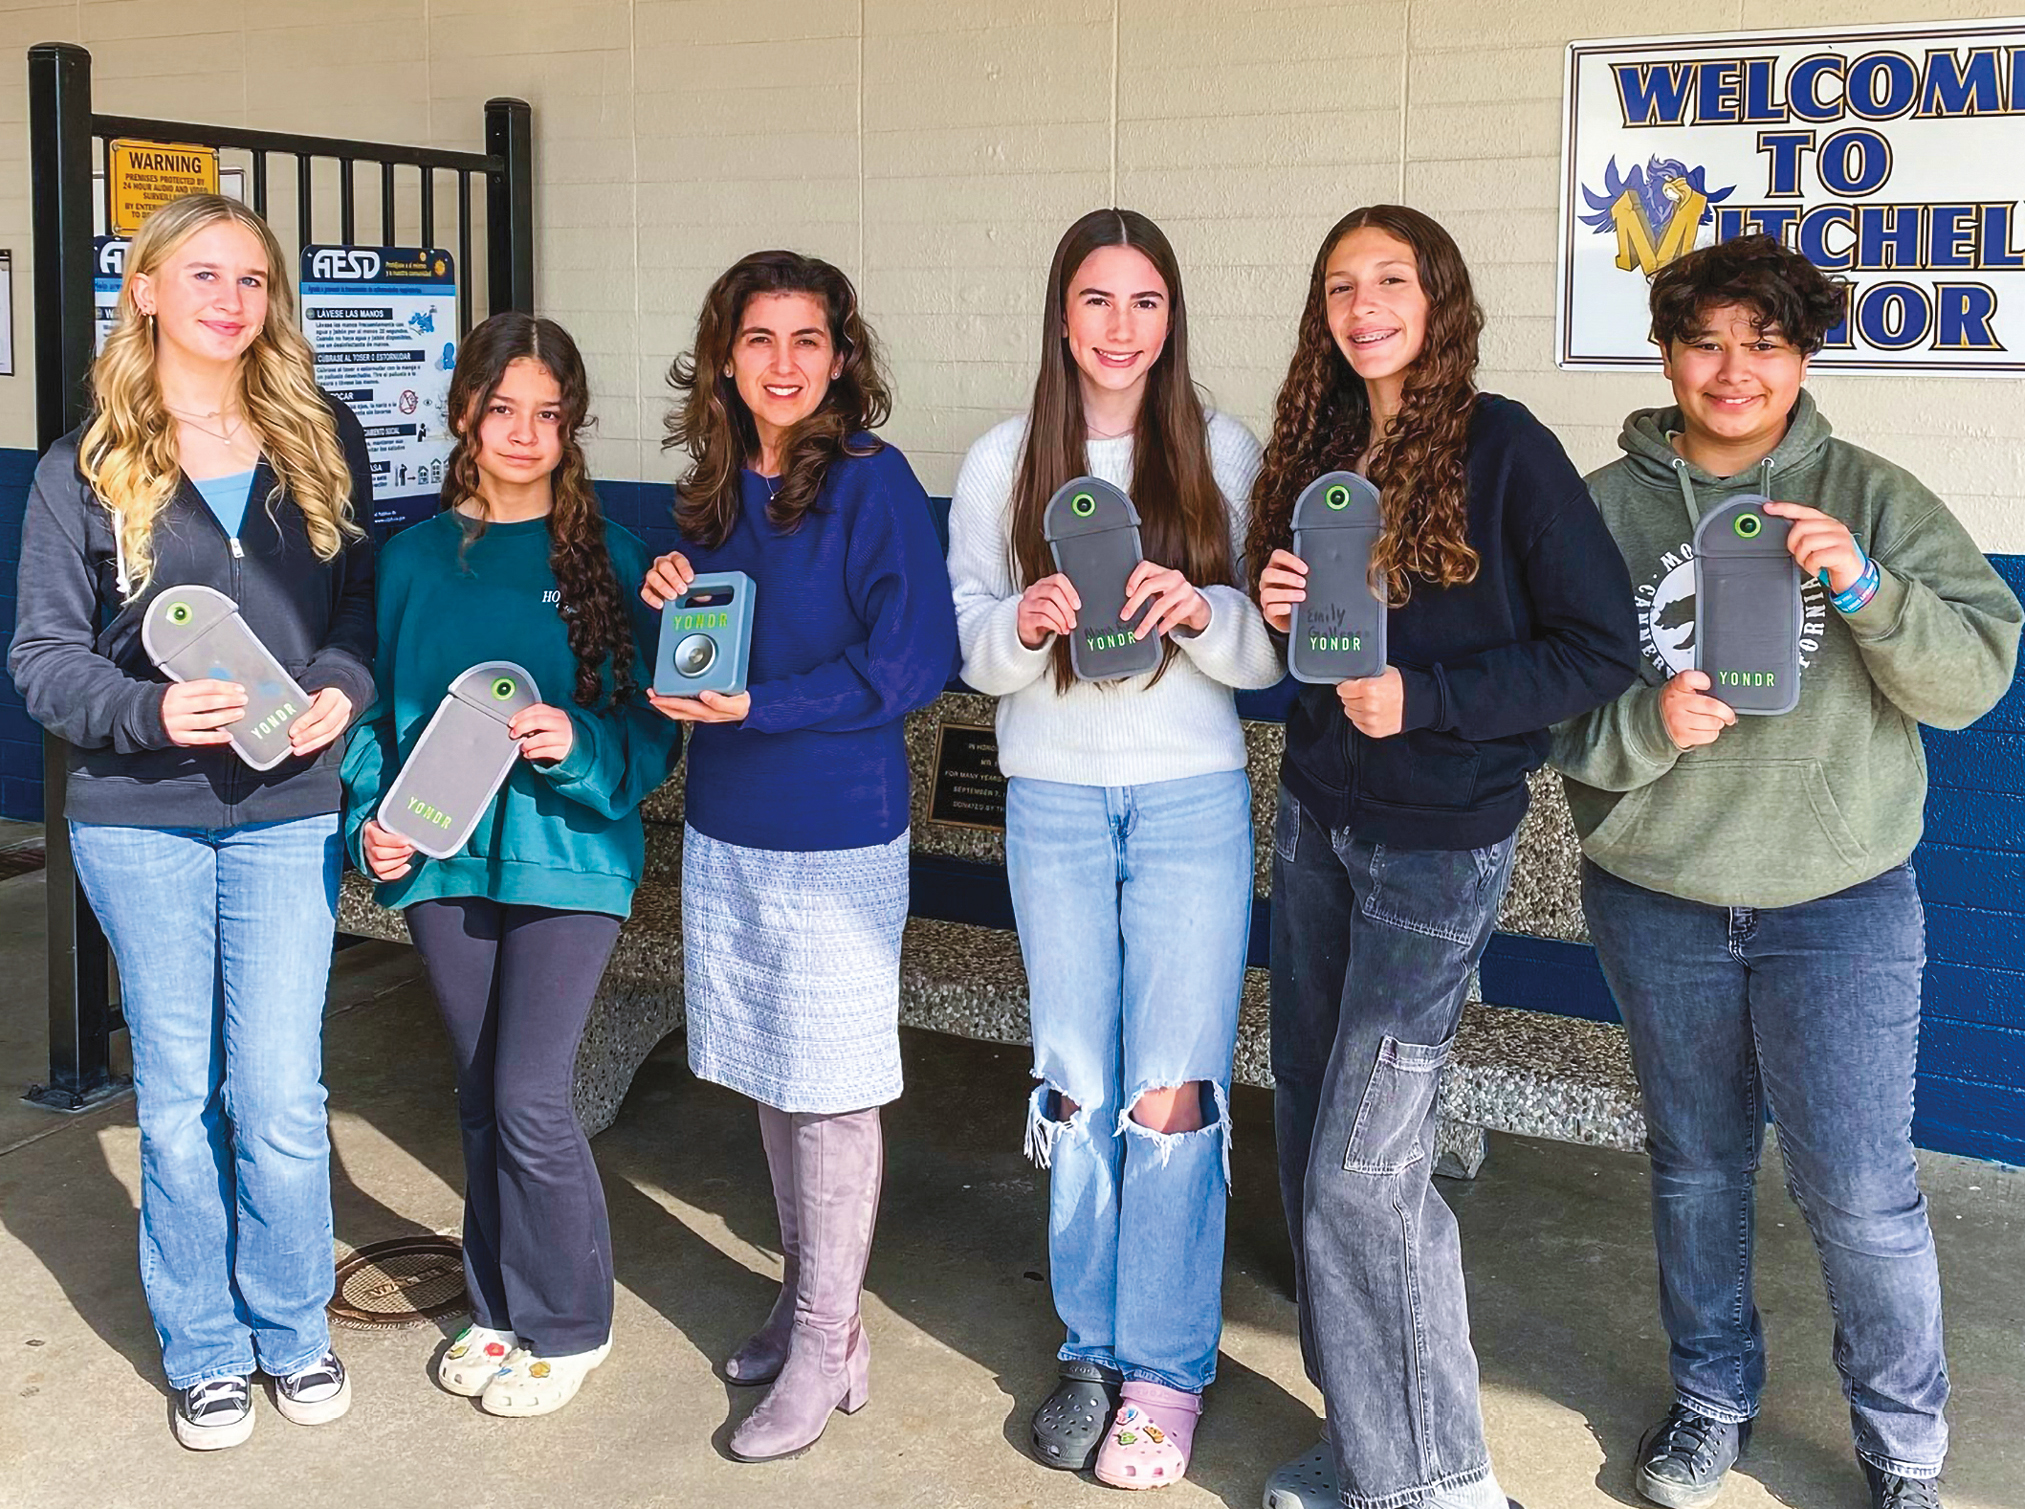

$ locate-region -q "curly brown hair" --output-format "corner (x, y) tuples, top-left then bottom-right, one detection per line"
(1648, 232), (1850, 355)
(663, 250), (891, 549)
(1247, 205), (1484, 608)
(1011, 208), (1234, 692)
(442, 312), (637, 709)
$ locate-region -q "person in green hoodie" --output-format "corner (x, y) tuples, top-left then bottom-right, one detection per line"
(1554, 235), (2021, 1509)
(342, 313), (682, 1418)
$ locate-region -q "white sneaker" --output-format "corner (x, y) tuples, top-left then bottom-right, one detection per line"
(438, 1324), (518, 1397)
(174, 1375), (255, 1450)
(479, 1340), (611, 1418)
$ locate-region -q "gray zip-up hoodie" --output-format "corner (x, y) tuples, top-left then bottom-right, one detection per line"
(1552, 391), (2021, 908)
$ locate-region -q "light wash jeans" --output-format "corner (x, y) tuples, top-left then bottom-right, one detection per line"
(1584, 858), (1948, 1480)
(70, 814), (341, 1389)
(1006, 769), (1253, 1394)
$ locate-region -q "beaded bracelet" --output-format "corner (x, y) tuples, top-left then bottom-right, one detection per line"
(1824, 551), (1881, 615)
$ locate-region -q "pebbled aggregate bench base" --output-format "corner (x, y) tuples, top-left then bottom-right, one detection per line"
(337, 878), (1646, 1173)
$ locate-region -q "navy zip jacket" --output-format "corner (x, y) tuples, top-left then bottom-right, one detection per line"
(8, 397), (376, 828)
(1280, 395), (1639, 851)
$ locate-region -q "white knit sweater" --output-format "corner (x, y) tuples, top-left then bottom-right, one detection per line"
(946, 410), (1285, 787)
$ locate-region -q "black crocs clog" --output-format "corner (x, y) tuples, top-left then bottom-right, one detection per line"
(1030, 1358), (1123, 1472)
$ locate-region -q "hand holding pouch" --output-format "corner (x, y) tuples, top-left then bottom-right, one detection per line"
(1693, 494), (1803, 715)
(1288, 471), (1386, 683)
(1043, 476), (1162, 682)
(142, 584), (313, 771)
(377, 661), (540, 857)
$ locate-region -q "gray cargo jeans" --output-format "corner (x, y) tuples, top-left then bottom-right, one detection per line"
(1270, 788), (1516, 1509)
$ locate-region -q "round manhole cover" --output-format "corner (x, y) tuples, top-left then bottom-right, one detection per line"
(330, 1236), (468, 1330)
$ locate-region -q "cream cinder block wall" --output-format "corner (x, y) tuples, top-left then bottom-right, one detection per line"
(2, 0), (2020, 550)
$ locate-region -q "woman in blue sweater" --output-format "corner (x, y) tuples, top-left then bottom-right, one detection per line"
(642, 249), (957, 1463)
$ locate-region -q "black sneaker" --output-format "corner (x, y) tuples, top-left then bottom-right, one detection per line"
(1864, 1461), (1943, 1509)
(272, 1349), (352, 1426)
(174, 1374), (254, 1450)
(1635, 1403), (1750, 1509)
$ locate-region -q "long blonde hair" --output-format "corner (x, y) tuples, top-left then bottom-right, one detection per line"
(81, 193), (359, 595)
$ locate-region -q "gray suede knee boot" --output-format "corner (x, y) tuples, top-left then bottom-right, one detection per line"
(723, 1102), (799, 1385)
(728, 1107), (882, 1462)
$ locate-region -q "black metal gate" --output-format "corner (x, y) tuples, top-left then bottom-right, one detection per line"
(24, 40), (536, 1110)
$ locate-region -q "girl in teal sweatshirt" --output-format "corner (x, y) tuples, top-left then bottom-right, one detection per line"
(341, 314), (681, 1418)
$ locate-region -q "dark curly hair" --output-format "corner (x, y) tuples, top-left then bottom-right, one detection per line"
(1648, 233), (1850, 355)
(443, 312), (637, 709)
(1011, 208), (1234, 693)
(1247, 205), (1483, 608)
(663, 250), (891, 549)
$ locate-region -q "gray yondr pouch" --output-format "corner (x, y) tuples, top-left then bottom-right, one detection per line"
(1693, 494), (1802, 715)
(1043, 476), (1161, 682)
(1289, 471), (1386, 684)
(653, 571), (756, 698)
(141, 584), (313, 771)
(377, 661), (541, 858)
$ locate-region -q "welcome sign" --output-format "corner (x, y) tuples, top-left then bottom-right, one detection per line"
(1559, 19), (2025, 373)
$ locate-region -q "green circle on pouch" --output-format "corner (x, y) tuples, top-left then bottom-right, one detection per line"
(1326, 484), (1350, 510)
(1734, 513), (1763, 539)
(168, 601), (192, 624)
(1071, 492), (1096, 518)
(491, 677), (516, 699)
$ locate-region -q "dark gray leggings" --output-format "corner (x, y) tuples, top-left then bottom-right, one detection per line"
(405, 897), (621, 1356)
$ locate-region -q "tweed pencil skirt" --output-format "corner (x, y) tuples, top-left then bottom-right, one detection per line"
(680, 823), (909, 1112)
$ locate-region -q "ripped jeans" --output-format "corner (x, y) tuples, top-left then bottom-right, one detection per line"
(1006, 770), (1253, 1394)
(1270, 789), (1516, 1509)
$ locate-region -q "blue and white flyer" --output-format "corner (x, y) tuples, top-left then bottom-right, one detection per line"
(300, 245), (458, 531)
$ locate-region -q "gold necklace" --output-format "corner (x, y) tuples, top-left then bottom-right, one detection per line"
(167, 406), (248, 446)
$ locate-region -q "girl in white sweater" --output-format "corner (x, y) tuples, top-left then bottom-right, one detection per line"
(945, 208), (1282, 1490)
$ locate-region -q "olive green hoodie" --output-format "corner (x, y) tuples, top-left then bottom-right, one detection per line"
(1552, 390), (2022, 908)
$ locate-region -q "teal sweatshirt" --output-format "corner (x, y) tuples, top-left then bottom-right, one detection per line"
(340, 511), (683, 917)
(1552, 391), (2021, 909)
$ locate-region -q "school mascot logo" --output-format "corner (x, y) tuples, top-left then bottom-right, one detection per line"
(1578, 156), (1735, 276)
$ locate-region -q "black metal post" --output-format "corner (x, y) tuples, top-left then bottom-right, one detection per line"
(26, 41), (125, 1112)
(484, 98), (533, 315)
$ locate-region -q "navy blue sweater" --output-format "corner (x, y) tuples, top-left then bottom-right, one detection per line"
(1280, 395), (1640, 851)
(678, 441), (959, 852)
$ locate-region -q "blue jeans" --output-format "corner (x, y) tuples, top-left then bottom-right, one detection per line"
(1269, 788), (1516, 1509)
(1583, 859), (1948, 1479)
(70, 815), (341, 1389)
(1006, 770), (1252, 1394)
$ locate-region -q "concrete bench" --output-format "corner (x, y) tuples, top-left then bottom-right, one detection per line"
(338, 692), (1647, 1177)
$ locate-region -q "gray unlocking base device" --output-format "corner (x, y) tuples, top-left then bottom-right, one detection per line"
(1289, 471), (1386, 684)
(1693, 494), (1802, 716)
(378, 661), (541, 858)
(141, 584), (313, 771)
(653, 571), (755, 698)
(1043, 476), (1161, 683)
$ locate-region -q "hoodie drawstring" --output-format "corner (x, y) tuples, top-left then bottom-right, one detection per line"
(1671, 455), (1701, 528)
(1672, 452), (1779, 533)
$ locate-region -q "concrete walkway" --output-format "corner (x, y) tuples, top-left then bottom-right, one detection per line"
(0, 857), (2019, 1509)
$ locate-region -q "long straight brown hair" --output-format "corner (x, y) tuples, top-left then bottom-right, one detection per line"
(1009, 209), (1234, 691)
(443, 312), (637, 708)
(663, 250), (891, 549)
(1247, 205), (1483, 607)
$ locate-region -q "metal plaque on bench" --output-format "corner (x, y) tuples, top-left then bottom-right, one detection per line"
(928, 723), (1007, 832)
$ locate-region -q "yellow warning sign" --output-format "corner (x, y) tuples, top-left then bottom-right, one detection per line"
(107, 139), (219, 235)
